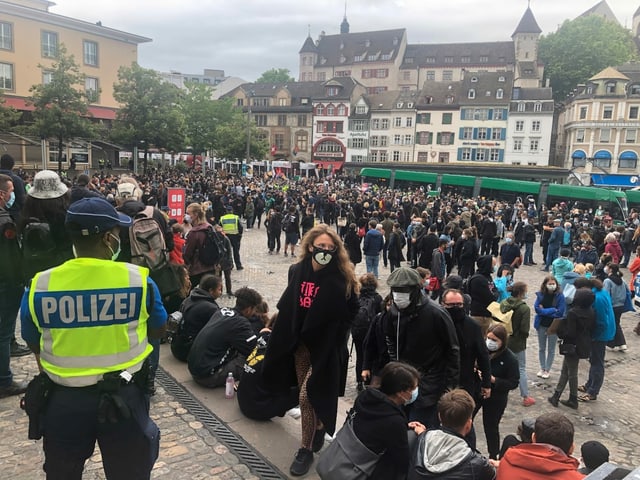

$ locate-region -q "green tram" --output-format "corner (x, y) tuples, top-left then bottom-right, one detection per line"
(360, 167), (628, 221)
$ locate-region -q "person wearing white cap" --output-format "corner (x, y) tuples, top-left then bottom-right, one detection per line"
(19, 196), (167, 478)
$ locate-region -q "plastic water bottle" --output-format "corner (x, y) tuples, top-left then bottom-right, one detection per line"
(225, 372), (235, 399)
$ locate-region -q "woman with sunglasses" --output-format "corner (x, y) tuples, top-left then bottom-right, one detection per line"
(262, 224), (359, 476)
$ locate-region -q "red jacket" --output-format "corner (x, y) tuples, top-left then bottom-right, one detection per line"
(497, 444), (584, 480)
(170, 233), (185, 265)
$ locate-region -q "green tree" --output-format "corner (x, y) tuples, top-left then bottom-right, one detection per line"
(255, 68), (295, 83)
(181, 82), (218, 164)
(539, 15), (638, 101)
(28, 45), (96, 173)
(112, 63), (185, 173)
(212, 100), (268, 161)
(0, 92), (20, 132)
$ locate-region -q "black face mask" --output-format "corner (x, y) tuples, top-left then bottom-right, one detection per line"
(445, 306), (466, 322)
(312, 246), (336, 266)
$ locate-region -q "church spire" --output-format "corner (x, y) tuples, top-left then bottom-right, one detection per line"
(340, 0), (349, 34)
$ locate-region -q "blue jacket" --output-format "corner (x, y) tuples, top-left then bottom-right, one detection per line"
(592, 287), (616, 342)
(533, 291), (566, 329)
(363, 229), (384, 256)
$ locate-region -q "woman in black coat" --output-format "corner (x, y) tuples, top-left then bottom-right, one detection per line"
(387, 222), (406, 272)
(262, 224), (359, 476)
(548, 287), (595, 409)
(343, 222), (362, 265)
(478, 323), (519, 459)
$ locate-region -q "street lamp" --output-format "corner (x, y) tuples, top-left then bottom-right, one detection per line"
(245, 89), (255, 165)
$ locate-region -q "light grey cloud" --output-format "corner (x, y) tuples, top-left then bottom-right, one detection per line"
(52, 0), (640, 81)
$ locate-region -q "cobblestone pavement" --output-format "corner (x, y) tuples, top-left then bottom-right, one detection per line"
(2, 222), (640, 478)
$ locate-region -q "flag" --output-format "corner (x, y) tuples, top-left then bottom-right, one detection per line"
(270, 145), (277, 156)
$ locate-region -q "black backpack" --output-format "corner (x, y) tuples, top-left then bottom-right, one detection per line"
(199, 226), (222, 266)
(22, 219), (63, 282)
(352, 294), (378, 336)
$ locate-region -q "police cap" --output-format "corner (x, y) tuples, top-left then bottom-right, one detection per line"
(66, 197), (132, 236)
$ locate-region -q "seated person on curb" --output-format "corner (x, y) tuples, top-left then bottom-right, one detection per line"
(237, 314), (300, 421)
(578, 440), (609, 475)
(188, 287), (263, 388)
(496, 412), (584, 479)
(409, 389), (496, 480)
(498, 418), (535, 459)
(170, 274), (222, 362)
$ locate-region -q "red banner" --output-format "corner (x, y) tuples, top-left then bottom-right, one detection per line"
(167, 188), (186, 221)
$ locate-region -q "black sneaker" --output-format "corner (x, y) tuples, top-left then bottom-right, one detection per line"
(290, 448), (314, 476)
(311, 428), (326, 453)
(0, 380), (28, 399)
(10, 341), (31, 357)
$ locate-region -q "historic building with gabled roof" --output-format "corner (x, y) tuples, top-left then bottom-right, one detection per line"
(557, 63), (640, 187)
(298, 6), (544, 92)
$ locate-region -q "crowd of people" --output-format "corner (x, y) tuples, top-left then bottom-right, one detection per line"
(1, 153), (637, 478)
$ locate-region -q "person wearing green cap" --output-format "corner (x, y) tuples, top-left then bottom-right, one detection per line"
(383, 266), (460, 429)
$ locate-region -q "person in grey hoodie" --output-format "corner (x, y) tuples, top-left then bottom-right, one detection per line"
(409, 389), (496, 480)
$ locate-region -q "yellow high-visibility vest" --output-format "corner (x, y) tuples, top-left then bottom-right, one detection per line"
(28, 258), (152, 387)
(220, 213), (239, 235)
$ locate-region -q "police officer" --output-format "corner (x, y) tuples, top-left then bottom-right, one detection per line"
(220, 204), (244, 270)
(20, 197), (167, 479)
(0, 174), (28, 398)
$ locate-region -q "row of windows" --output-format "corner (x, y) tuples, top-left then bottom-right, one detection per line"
(0, 61), (99, 99)
(572, 157), (637, 169)
(512, 138), (542, 152)
(0, 22), (99, 66)
(419, 55), (495, 64)
(362, 69), (389, 79)
(575, 128), (638, 143)
(253, 114), (309, 127)
(514, 120), (541, 132)
(468, 88), (504, 100)
(461, 108), (507, 121)
(459, 148), (503, 162)
(314, 104), (349, 116)
(368, 150), (413, 162)
(416, 132), (455, 145)
(578, 105), (640, 120)
(460, 127), (506, 140)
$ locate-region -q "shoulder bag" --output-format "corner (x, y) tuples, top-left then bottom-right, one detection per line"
(316, 409), (382, 480)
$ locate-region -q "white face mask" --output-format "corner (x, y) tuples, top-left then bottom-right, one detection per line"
(392, 292), (412, 310)
(547, 284), (557, 292)
(486, 338), (500, 352)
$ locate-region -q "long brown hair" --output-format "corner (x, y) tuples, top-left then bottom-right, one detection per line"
(297, 224), (359, 298)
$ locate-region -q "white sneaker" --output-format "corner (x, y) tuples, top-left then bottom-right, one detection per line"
(621, 345), (628, 351)
(541, 371), (550, 379)
(536, 370), (544, 378)
(286, 407), (301, 419)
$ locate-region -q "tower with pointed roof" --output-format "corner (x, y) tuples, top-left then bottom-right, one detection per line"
(299, 33), (318, 82)
(512, 5), (543, 87)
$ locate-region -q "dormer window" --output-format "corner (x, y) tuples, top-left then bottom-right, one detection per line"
(471, 77), (478, 83)
(534, 102), (542, 112)
(496, 88), (504, 99)
(365, 39), (371, 47)
(606, 82), (616, 94)
(354, 54), (364, 62)
(631, 84), (640, 95)
(407, 102), (414, 108)
(340, 55), (346, 64)
(320, 57), (327, 65)
(485, 91), (491, 97)
(326, 87), (339, 96)
(498, 76), (505, 82)
(368, 53), (377, 61)
(397, 102), (403, 108)
(517, 103), (525, 112)
(468, 89), (476, 99)
(381, 52), (392, 60)
(393, 36), (398, 46)
(406, 57), (414, 64)
(446, 96), (454, 104)
(340, 42), (344, 50)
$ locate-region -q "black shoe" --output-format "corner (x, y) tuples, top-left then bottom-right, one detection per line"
(548, 391), (560, 408)
(290, 448), (314, 476)
(311, 428), (326, 453)
(560, 396), (579, 409)
(236, 266), (244, 270)
(0, 380), (28, 399)
(10, 341), (31, 357)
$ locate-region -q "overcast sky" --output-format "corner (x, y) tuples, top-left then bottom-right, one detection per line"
(52, 0), (640, 82)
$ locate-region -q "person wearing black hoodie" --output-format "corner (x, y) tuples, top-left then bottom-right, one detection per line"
(351, 362), (425, 480)
(468, 255), (497, 337)
(170, 274), (222, 361)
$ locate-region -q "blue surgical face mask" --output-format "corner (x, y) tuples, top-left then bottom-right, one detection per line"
(505, 237), (513, 244)
(2, 190), (14, 209)
(405, 386), (419, 405)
